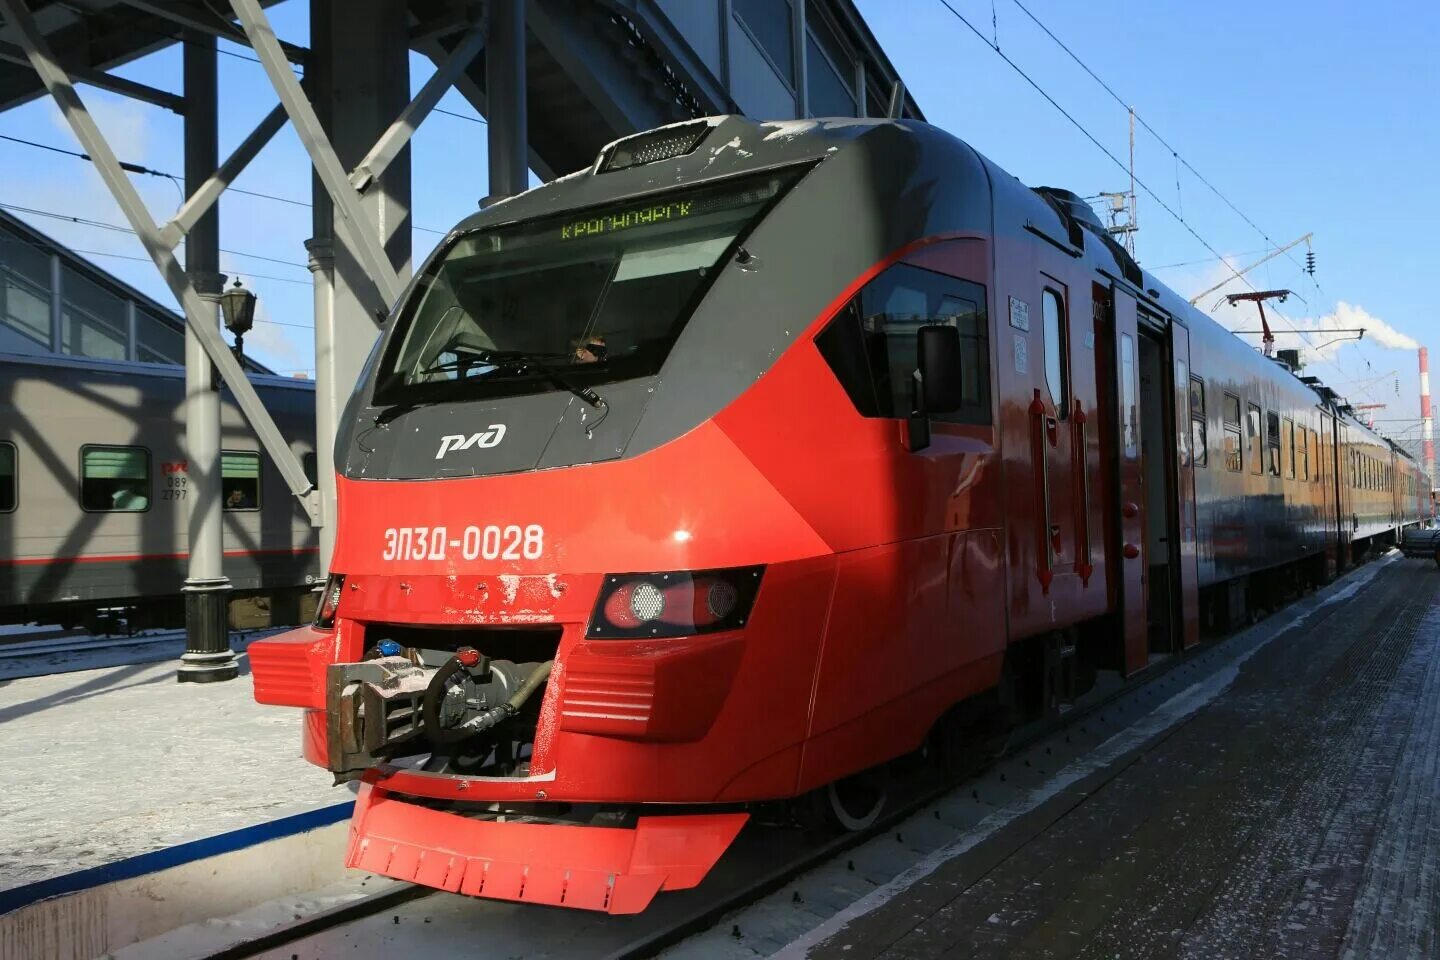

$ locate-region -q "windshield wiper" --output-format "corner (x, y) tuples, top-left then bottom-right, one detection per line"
(427, 348), (608, 410)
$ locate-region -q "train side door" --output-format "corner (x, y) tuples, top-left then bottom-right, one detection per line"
(1170, 324), (1201, 649)
(1108, 289), (1148, 674)
(1032, 276), (1076, 591)
(1320, 412), (1338, 578)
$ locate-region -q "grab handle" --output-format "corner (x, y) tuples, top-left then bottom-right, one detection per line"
(1030, 389), (1053, 594)
(1073, 401), (1093, 585)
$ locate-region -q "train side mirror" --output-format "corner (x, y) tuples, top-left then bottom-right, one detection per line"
(906, 325), (963, 453)
(919, 324), (963, 413)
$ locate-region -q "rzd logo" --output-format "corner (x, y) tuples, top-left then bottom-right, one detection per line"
(435, 424), (506, 460)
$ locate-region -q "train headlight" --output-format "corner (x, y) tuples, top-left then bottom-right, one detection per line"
(588, 567), (764, 639)
(314, 574), (345, 629)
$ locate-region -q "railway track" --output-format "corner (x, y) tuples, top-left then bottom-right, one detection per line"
(190, 555), (1396, 960)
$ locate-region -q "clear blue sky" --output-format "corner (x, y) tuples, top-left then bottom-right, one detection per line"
(0, 0), (1433, 445)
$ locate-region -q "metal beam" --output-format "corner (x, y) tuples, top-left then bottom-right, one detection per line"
(229, 0), (402, 310)
(119, 0), (310, 65)
(486, 0), (528, 200)
(0, 42), (186, 113)
(160, 101), (288, 249)
(349, 22), (485, 193)
(0, 0), (319, 519)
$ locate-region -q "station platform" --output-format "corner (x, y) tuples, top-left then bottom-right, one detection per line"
(0, 632), (345, 898)
(732, 553), (1440, 959)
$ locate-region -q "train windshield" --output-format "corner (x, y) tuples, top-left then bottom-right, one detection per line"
(374, 168), (801, 406)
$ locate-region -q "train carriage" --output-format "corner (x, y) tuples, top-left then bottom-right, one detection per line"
(247, 115), (1423, 913)
(0, 353), (321, 630)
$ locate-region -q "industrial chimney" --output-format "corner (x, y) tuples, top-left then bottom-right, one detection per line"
(1422, 347), (1435, 494)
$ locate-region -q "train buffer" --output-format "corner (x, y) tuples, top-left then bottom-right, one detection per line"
(672, 552), (1440, 960)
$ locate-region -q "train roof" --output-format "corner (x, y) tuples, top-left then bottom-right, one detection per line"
(421, 114), (1409, 463)
(0, 350), (316, 393)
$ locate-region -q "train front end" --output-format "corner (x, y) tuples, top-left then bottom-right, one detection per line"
(248, 115), (991, 912)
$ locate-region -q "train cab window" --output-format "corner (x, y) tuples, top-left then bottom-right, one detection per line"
(378, 169), (802, 408)
(1190, 377), (1207, 467)
(0, 442), (14, 512)
(1266, 411), (1281, 477)
(1222, 393), (1242, 472)
(80, 445), (150, 512)
(1247, 403), (1262, 476)
(1283, 419), (1296, 479)
(1041, 288), (1069, 418)
(815, 262), (991, 425)
(221, 451), (261, 511)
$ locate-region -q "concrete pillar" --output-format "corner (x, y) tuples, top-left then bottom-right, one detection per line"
(486, 0), (528, 200)
(178, 30), (236, 683)
(308, 0), (412, 574)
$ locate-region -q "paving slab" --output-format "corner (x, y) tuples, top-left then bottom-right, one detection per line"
(774, 557), (1440, 960)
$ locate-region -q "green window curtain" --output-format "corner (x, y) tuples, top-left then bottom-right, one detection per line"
(222, 452), (260, 479)
(83, 447), (147, 480)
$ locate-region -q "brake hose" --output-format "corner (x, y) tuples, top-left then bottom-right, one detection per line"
(421, 657), (555, 743)
(457, 660), (554, 735)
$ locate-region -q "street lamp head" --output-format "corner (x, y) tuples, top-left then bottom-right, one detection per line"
(220, 276), (256, 338)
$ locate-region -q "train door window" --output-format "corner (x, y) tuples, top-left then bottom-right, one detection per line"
(1189, 377), (1207, 467)
(1247, 403), (1262, 475)
(1299, 427), (1309, 481)
(1283, 419), (1296, 479)
(1222, 393), (1242, 472)
(222, 451), (262, 511)
(1120, 333), (1138, 458)
(1266, 411), (1281, 476)
(0, 441), (14, 512)
(816, 261), (991, 425)
(1041, 287), (1068, 418)
(80, 445), (150, 512)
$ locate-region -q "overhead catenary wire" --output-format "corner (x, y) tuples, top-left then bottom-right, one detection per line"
(931, 0), (1376, 401)
(0, 200), (310, 269)
(1001, 0), (1321, 293)
(0, 234), (312, 287)
(0, 134), (450, 234)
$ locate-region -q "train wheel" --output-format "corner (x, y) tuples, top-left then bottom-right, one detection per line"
(824, 769), (888, 831)
(799, 767), (889, 833)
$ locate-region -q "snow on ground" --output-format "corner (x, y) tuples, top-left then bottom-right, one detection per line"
(0, 641), (347, 891)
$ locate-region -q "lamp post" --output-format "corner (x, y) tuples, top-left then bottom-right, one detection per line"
(220, 276), (256, 361)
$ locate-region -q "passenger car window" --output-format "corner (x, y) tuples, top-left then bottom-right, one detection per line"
(1246, 403), (1262, 476)
(1266, 411), (1281, 477)
(1041, 288), (1068, 418)
(0, 442), (14, 511)
(1283, 419), (1295, 479)
(1190, 377), (1207, 467)
(81, 445), (149, 512)
(1120, 334), (1137, 459)
(1222, 393), (1242, 472)
(222, 451), (261, 512)
(815, 261), (991, 425)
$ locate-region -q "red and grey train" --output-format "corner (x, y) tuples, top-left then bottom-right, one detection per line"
(250, 115), (1425, 913)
